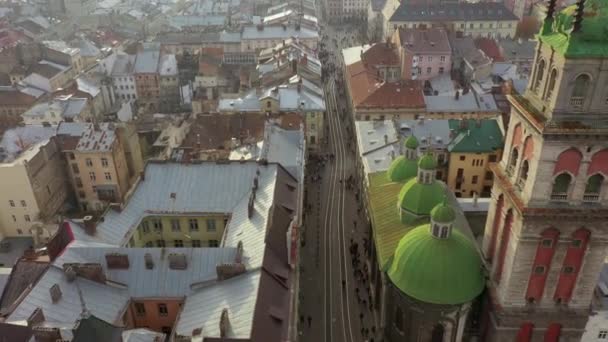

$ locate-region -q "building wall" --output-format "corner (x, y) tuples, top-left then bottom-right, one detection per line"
(241, 36), (318, 53)
(447, 151), (501, 198)
(113, 75), (138, 102)
(0, 164), (40, 238)
(68, 138), (130, 212)
(128, 215), (227, 248)
(305, 111), (324, 149)
(26, 139), (69, 220)
(135, 73), (161, 112)
(388, 20), (517, 39)
(159, 75), (180, 113)
(125, 299), (183, 334)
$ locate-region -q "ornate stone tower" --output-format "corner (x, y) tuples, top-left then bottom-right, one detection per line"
(481, 0), (608, 340)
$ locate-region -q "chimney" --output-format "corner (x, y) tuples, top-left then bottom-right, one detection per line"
(27, 307), (45, 327)
(105, 253), (130, 269)
(455, 91), (460, 100)
(216, 263), (246, 280)
(291, 58), (298, 73)
(64, 266), (76, 282)
(49, 284), (62, 303)
(301, 53), (307, 66)
(144, 253), (154, 269)
(220, 309), (230, 337)
(247, 191), (255, 218)
(473, 192), (479, 208)
(168, 253), (188, 270)
(297, 78), (302, 93)
(235, 241), (243, 263)
(384, 134), (388, 144)
(83, 216), (96, 236)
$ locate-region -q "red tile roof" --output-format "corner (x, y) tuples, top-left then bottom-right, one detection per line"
(362, 42), (400, 66)
(346, 61), (425, 110)
(475, 38), (503, 62)
(0, 90), (36, 106)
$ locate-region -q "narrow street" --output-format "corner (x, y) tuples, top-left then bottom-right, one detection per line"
(298, 16), (378, 342)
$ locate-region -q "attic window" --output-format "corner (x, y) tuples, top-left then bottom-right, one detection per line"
(170, 192), (177, 199)
(169, 253), (188, 270)
(105, 253), (130, 269)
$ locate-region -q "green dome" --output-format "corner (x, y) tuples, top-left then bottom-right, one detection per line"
(398, 177), (445, 216)
(387, 225), (485, 305)
(539, 0), (608, 57)
(387, 156), (418, 183)
(418, 153), (437, 170)
(430, 200), (456, 223)
(405, 135), (419, 149)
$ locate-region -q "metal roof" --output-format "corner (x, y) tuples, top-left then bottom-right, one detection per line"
(134, 50), (160, 74)
(93, 162), (278, 253)
(75, 123), (116, 152)
(53, 247), (238, 297)
(6, 267), (130, 325)
(176, 269), (261, 339)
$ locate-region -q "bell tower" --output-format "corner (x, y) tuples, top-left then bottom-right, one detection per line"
(482, 0), (608, 340)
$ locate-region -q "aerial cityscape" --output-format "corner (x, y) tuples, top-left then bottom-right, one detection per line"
(0, 0), (605, 340)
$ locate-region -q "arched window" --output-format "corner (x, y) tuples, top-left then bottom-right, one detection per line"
(551, 173), (572, 201)
(518, 160), (529, 190)
(584, 174), (604, 202)
(431, 324), (445, 342)
(570, 74), (590, 107)
(545, 69), (558, 99)
(534, 59), (545, 91)
(394, 306), (404, 332)
(508, 148), (519, 175)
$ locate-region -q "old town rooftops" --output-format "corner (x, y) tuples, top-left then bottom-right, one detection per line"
(75, 123), (117, 152)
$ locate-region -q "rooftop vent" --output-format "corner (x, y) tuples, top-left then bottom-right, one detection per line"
(83, 215), (95, 236)
(49, 284), (62, 303)
(144, 253), (154, 269)
(168, 253), (187, 270)
(105, 253), (130, 269)
(64, 266), (76, 282)
(170, 192), (177, 199)
(220, 309), (230, 337)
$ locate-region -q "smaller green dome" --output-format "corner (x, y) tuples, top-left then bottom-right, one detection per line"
(418, 153), (437, 170)
(430, 199), (456, 223)
(405, 135), (419, 149)
(387, 225), (485, 305)
(387, 156), (418, 183)
(398, 177), (445, 217)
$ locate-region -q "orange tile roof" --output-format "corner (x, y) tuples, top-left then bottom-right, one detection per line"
(362, 43), (400, 66)
(347, 61), (425, 110)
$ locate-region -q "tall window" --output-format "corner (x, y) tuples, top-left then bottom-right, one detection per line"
(153, 219), (163, 232)
(584, 174), (604, 202)
(431, 324), (445, 342)
(551, 173), (572, 200)
(534, 60), (545, 91)
(174, 240), (184, 247)
(518, 160), (529, 190)
(89, 172), (96, 181)
(508, 148), (519, 175)
(158, 303), (168, 316)
(189, 219), (199, 231)
(171, 219), (181, 232)
(134, 302), (146, 316)
(546, 69), (557, 99)
(86, 158), (93, 167)
(206, 220), (216, 232)
(571, 74), (590, 107)
(394, 307), (403, 333)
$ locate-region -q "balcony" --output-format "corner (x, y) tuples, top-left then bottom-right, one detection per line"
(569, 97), (584, 108)
(583, 193), (600, 203)
(550, 192), (568, 202)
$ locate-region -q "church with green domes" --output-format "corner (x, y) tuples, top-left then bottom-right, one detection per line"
(364, 136), (485, 342)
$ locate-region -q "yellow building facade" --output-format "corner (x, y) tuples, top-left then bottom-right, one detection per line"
(447, 151), (501, 198)
(128, 215), (227, 248)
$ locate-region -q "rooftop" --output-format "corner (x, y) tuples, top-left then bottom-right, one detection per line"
(0, 125), (57, 163)
(74, 123), (117, 152)
(447, 118), (504, 153)
(21, 97), (88, 121)
(362, 42), (400, 66)
(42, 40), (80, 56)
(242, 25), (318, 40)
(134, 50), (160, 74)
(396, 27), (451, 54)
(390, 2), (518, 22)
